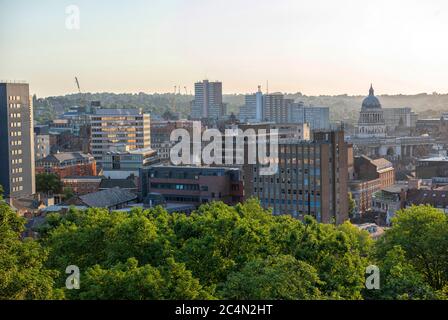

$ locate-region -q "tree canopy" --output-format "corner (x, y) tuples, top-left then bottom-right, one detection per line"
(0, 199), (447, 300)
(36, 173), (63, 195)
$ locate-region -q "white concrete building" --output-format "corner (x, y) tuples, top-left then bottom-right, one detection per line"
(90, 108), (150, 163)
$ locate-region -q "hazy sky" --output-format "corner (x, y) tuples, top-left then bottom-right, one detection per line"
(1, 0), (448, 97)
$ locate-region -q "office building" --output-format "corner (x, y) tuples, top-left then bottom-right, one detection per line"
(61, 176), (102, 195)
(262, 93), (293, 123)
(372, 184), (407, 225)
(416, 156), (448, 179)
(34, 125), (50, 160)
(102, 145), (159, 179)
(240, 91), (330, 129)
(383, 107), (418, 133)
(140, 165), (244, 206)
(239, 86), (263, 122)
(247, 130), (349, 224)
(191, 80), (226, 119)
(150, 120), (195, 161)
(289, 103), (331, 130)
(349, 155), (395, 215)
(0, 82), (35, 198)
(90, 108), (151, 162)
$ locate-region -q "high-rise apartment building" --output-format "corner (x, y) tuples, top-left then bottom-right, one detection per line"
(191, 80), (226, 119)
(239, 86), (263, 122)
(90, 108), (150, 163)
(262, 93), (293, 123)
(34, 125), (50, 160)
(239, 91), (330, 130)
(289, 104), (331, 130)
(246, 130), (349, 224)
(0, 82), (35, 198)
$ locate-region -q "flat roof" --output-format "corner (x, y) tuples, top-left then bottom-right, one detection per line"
(418, 156), (448, 162)
(93, 108), (145, 116)
(149, 164), (240, 171)
(382, 184), (408, 194)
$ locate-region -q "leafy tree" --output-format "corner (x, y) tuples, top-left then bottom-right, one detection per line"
(365, 246), (437, 300)
(36, 173), (62, 195)
(29, 200), (447, 300)
(162, 110), (178, 120)
(0, 200), (62, 299)
(68, 257), (212, 300)
(376, 205), (448, 291)
(220, 255), (323, 299)
(62, 188), (75, 201)
(348, 192), (356, 218)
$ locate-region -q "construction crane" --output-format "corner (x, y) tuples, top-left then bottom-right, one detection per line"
(75, 76), (82, 94)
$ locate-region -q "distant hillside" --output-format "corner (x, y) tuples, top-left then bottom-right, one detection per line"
(33, 92), (448, 125)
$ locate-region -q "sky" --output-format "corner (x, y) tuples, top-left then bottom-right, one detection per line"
(1, 0), (448, 97)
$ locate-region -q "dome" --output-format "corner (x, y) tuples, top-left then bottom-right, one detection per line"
(362, 85), (382, 109)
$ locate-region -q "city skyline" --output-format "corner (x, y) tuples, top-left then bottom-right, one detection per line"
(2, 0), (448, 97)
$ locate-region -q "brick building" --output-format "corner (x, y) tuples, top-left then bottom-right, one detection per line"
(247, 130), (349, 224)
(140, 165), (244, 207)
(349, 155), (395, 216)
(36, 152), (97, 178)
(61, 176), (102, 195)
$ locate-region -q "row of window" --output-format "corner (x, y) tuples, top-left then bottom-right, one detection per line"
(12, 167), (23, 174)
(12, 185), (23, 192)
(9, 103), (21, 109)
(12, 158), (23, 165)
(151, 183), (200, 191)
(9, 96), (21, 101)
(10, 131), (22, 137)
(163, 195), (200, 203)
(261, 198), (321, 207)
(11, 149), (22, 155)
(12, 176), (23, 183)
(10, 122), (21, 128)
(11, 140), (22, 146)
(91, 117), (144, 121)
(255, 188), (321, 196)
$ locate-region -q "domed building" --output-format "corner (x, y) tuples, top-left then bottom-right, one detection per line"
(356, 85), (386, 138)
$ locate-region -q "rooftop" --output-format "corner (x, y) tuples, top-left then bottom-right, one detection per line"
(407, 189), (448, 208)
(149, 164), (240, 172)
(93, 108), (144, 116)
(371, 158), (393, 171)
(99, 178), (137, 189)
(61, 176), (103, 181)
(37, 152), (94, 164)
(418, 156), (448, 162)
(78, 187), (137, 208)
(382, 184), (408, 194)
(105, 146), (157, 155)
